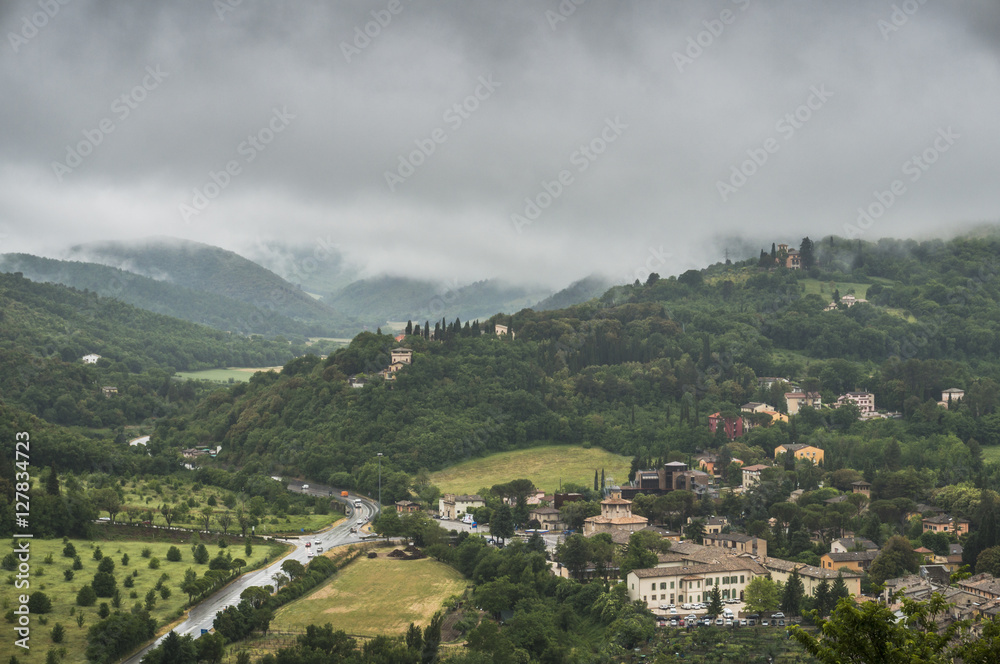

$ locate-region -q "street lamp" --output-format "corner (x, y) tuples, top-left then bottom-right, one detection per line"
(377, 453), (383, 508)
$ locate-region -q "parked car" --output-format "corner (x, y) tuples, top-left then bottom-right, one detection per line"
(659, 604), (670, 611)
(702, 618), (712, 626)
(687, 615), (698, 624)
(669, 607), (678, 614)
(715, 618), (725, 626)
(739, 619), (748, 627)
(748, 619), (756, 626)
(670, 619), (678, 627)
(678, 619), (685, 627)
(725, 619), (733, 627)
(777, 619), (786, 627)
(761, 620), (770, 627)
(772, 612), (785, 619)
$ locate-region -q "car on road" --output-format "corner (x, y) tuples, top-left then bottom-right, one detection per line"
(772, 612), (785, 619)
(357, 519), (364, 525)
(304, 541), (311, 547)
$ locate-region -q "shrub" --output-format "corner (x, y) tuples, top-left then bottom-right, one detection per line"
(159, 586), (171, 600)
(91, 571), (116, 597)
(166, 546), (182, 562)
(76, 585), (97, 607)
(1, 553), (16, 571)
(97, 603), (110, 619)
(130, 590), (138, 599)
(63, 569), (74, 582)
(51, 622), (65, 643)
(123, 576), (134, 588)
(193, 544), (209, 565)
(76, 613), (85, 628)
(92, 547), (103, 561)
(141, 548), (152, 559)
(28, 592), (53, 614)
(63, 543), (76, 558)
(148, 558), (160, 570)
(144, 589), (157, 610)
(72, 557), (83, 571)
(43, 553), (54, 565)
(121, 554), (129, 566)
(97, 558), (115, 574)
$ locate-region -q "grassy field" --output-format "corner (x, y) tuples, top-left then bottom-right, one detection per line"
(81, 476), (341, 537)
(982, 446), (1000, 465)
(428, 445), (632, 494)
(173, 366), (281, 383)
(0, 536), (285, 664)
(802, 278), (873, 300)
(272, 555), (467, 637)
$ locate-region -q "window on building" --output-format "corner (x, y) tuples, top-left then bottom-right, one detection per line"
(660, 582), (666, 590)
(670, 581), (675, 589)
(740, 575), (745, 583)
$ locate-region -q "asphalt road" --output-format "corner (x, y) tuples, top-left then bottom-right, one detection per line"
(122, 482), (377, 664)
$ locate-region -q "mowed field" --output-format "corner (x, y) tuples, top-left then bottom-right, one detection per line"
(428, 445), (632, 494)
(173, 366), (281, 383)
(272, 556), (467, 637)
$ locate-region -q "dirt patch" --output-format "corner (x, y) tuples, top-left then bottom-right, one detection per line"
(440, 610), (464, 642)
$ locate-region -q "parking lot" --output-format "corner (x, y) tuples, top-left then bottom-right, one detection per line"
(653, 601), (793, 629)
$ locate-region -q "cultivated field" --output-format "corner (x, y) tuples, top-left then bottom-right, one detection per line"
(0, 536), (284, 664)
(428, 445), (632, 494)
(271, 555), (467, 637)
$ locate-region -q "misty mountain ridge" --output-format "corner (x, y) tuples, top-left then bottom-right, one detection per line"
(10, 236), (616, 335)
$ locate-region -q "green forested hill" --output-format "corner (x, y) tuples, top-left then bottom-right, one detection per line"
(0, 272), (299, 427)
(65, 237), (350, 334)
(0, 253), (327, 337)
(151, 234), (1000, 502)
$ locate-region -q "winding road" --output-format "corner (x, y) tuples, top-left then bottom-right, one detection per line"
(122, 481), (378, 664)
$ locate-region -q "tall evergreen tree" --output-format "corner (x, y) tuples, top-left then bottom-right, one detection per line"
(831, 572), (850, 603)
(814, 578), (832, 617)
(594, 470), (599, 492)
(799, 237), (815, 268)
(781, 568), (805, 615)
(46, 465), (60, 496)
(405, 320), (413, 336)
(424, 321), (430, 339)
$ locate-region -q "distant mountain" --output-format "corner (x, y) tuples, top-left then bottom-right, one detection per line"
(324, 276), (552, 325)
(239, 241), (360, 298)
(64, 237), (351, 335)
(0, 253), (324, 338)
(531, 274), (613, 311)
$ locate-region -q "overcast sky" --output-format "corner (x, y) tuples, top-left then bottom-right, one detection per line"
(1, 0), (998, 288)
